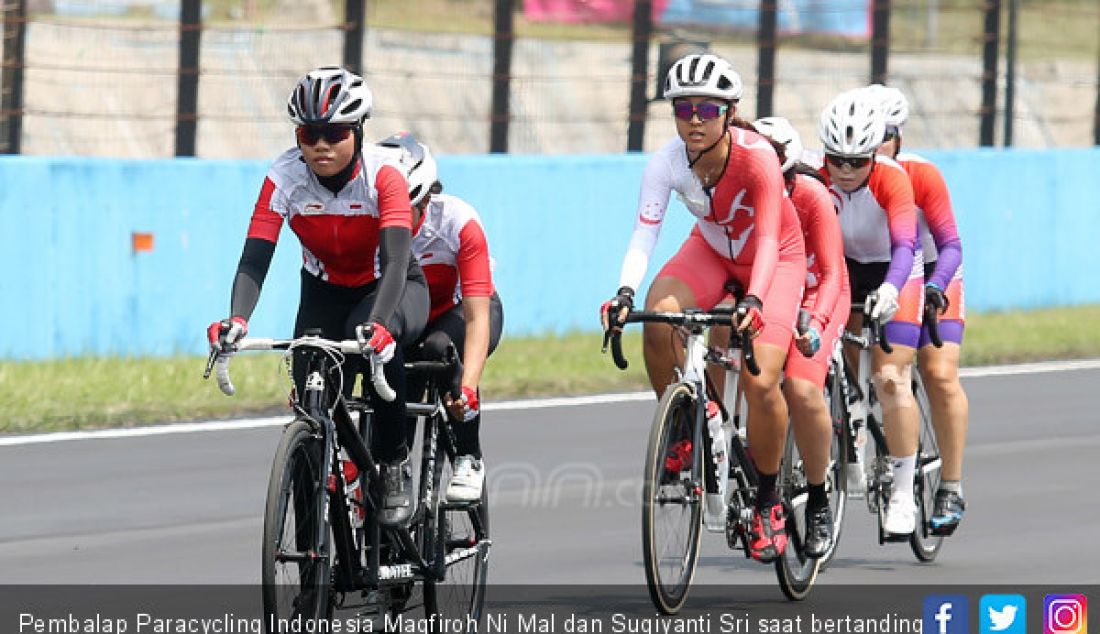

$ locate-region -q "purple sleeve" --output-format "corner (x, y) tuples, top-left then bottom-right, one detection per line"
(914, 160), (963, 289)
(929, 233), (962, 289)
(879, 165), (918, 291)
(885, 243), (915, 291)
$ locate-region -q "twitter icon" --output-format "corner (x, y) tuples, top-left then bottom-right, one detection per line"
(982, 594), (1027, 634)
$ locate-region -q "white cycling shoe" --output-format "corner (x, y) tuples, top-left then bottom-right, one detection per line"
(446, 456), (485, 503)
(883, 494), (917, 536)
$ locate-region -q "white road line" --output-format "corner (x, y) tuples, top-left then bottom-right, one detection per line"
(3, 357), (1098, 447)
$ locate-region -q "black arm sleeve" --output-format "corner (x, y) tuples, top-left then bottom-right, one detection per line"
(230, 237), (276, 320)
(366, 226), (412, 330)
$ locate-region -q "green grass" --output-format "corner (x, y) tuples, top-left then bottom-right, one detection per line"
(3, 305), (1100, 434)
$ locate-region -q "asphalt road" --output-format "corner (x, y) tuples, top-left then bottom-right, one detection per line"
(1, 364), (1097, 590)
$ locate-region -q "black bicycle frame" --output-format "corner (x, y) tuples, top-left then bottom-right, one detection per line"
(295, 346), (457, 593)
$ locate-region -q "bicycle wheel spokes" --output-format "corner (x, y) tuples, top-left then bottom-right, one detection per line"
(775, 427), (820, 601)
(642, 383), (703, 615)
(263, 420), (332, 628)
(424, 457), (490, 621)
(909, 378), (945, 562)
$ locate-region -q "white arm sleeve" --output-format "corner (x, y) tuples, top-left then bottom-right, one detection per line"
(618, 151), (675, 291)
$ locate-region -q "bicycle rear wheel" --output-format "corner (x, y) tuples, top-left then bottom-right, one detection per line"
(775, 425), (820, 601)
(423, 426), (490, 621)
(642, 382), (703, 615)
(818, 368), (849, 566)
(262, 418), (332, 630)
(909, 374), (945, 562)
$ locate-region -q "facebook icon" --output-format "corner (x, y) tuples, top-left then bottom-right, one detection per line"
(925, 595), (971, 634)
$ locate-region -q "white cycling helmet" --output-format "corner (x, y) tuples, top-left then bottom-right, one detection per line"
(753, 116), (803, 173)
(664, 53), (743, 101)
(287, 66), (373, 126)
(378, 131), (438, 206)
(819, 89), (885, 157)
(863, 83), (909, 130)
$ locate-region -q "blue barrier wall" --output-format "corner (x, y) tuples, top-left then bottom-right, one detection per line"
(2, 148), (1098, 360)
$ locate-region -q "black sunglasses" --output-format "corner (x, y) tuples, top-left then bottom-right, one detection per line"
(825, 153), (872, 170)
(296, 124), (355, 146)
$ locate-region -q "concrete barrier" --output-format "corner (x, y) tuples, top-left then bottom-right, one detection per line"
(2, 148), (1098, 359)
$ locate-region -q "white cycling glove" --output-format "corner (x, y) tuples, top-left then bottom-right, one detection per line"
(866, 283), (900, 324)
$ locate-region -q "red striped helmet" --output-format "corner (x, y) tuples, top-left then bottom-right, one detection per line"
(287, 66), (372, 126)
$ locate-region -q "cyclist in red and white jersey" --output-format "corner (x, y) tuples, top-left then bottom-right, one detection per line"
(379, 131), (504, 505)
(600, 54), (806, 562)
(865, 84), (968, 534)
(753, 117), (851, 558)
(818, 89), (924, 538)
(206, 67), (429, 528)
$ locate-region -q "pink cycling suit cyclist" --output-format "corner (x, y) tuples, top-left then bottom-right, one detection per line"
(644, 127), (807, 349)
(602, 54), (804, 564)
(786, 171), (851, 388)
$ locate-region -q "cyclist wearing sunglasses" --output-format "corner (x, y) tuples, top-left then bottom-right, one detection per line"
(865, 84), (968, 536)
(751, 116), (851, 558)
(818, 89), (923, 538)
(379, 131), (504, 505)
(600, 53), (807, 563)
(206, 66), (430, 528)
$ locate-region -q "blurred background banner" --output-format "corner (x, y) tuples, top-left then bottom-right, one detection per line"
(523, 0), (868, 37)
(522, 0), (661, 23)
(661, 0), (869, 37)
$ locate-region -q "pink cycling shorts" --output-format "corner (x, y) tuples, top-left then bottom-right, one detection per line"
(655, 229), (805, 352)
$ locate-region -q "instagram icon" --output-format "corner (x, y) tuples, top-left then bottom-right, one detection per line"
(1045, 594), (1088, 634)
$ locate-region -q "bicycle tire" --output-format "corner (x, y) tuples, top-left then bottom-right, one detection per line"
(818, 368), (849, 566)
(423, 422), (490, 622)
(775, 425), (821, 600)
(262, 418), (332, 631)
(642, 382), (703, 615)
(909, 373), (945, 562)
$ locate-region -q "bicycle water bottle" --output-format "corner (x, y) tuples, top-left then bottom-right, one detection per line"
(342, 460), (365, 529)
(705, 404), (728, 526)
(847, 420), (869, 499)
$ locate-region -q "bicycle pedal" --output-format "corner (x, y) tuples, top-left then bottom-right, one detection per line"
(883, 532), (911, 543)
(441, 500), (479, 511)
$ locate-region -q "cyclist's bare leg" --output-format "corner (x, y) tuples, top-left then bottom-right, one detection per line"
(782, 377), (832, 485)
(918, 342), (968, 481)
(642, 277), (697, 397)
(742, 343), (790, 474)
(872, 345), (919, 456)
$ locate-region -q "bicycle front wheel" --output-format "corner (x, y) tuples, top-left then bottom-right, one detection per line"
(642, 382), (703, 615)
(775, 425), (821, 601)
(423, 430), (490, 621)
(909, 375), (945, 562)
(262, 418), (332, 630)
(818, 368), (849, 566)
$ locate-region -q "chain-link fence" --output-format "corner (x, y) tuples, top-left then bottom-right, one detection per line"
(2, 0), (1097, 158)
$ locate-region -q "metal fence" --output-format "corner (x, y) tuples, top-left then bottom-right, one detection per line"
(2, 0), (1098, 158)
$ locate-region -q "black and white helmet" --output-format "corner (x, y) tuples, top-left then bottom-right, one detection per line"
(664, 54), (743, 101)
(378, 131), (438, 206)
(287, 66), (372, 126)
(819, 89), (885, 157)
(753, 117), (804, 173)
(863, 83), (909, 129)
